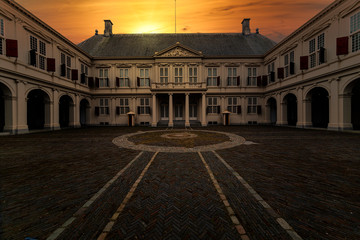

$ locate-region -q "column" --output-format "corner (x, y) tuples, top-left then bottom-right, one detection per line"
(168, 93), (173, 127)
(185, 93), (190, 127)
(296, 88), (304, 128)
(241, 96), (246, 125)
(339, 94), (352, 130)
(328, 79), (340, 130)
(303, 98), (312, 127)
(132, 97), (137, 125)
(110, 97), (116, 126)
(201, 93), (207, 126)
(152, 93), (157, 127)
(52, 89), (60, 130)
(73, 94), (81, 128)
(221, 96), (225, 125)
(16, 81), (28, 133)
(3, 96), (16, 133)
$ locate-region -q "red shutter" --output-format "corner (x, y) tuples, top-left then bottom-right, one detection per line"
(71, 69), (78, 81)
(237, 76), (240, 86)
(300, 56), (309, 70)
(217, 76), (220, 86)
(277, 67), (284, 79)
(336, 37), (349, 55)
(6, 39), (18, 57)
(95, 77), (100, 88)
(116, 77), (120, 87)
(47, 58), (56, 72)
(257, 76), (262, 86)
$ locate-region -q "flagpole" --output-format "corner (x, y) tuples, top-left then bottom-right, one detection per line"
(175, 0), (176, 34)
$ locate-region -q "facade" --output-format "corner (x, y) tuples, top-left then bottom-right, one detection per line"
(0, 0), (359, 134)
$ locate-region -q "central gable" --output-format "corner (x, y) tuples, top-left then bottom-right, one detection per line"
(154, 42), (203, 58)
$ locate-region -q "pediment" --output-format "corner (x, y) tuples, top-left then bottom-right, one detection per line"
(154, 43), (203, 58)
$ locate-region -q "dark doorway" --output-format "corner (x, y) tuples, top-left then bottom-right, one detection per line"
(80, 99), (90, 126)
(352, 81), (360, 130)
(59, 95), (72, 128)
(0, 88), (4, 132)
(27, 89), (48, 130)
(284, 94), (297, 126)
(309, 87), (329, 128)
(267, 98), (277, 124)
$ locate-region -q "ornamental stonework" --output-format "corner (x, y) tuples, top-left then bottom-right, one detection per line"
(160, 47), (198, 57)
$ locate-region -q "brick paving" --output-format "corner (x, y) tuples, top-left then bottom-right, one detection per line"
(0, 126), (359, 240)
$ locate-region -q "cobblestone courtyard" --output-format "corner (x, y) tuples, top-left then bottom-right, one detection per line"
(0, 126), (359, 239)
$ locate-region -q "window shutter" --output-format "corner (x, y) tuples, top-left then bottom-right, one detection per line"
(47, 58), (56, 72)
(290, 62), (295, 75)
(137, 77), (140, 87)
(116, 106), (120, 115)
(60, 64), (66, 76)
(128, 78), (131, 87)
(29, 49), (36, 66)
(277, 68), (284, 79)
(5, 39), (18, 57)
(88, 77), (94, 88)
(116, 77), (120, 87)
(95, 78), (100, 88)
(95, 107), (99, 116)
(71, 69), (78, 81)
(300, 56), (309, 70)
(319, 47), (325, 64)
(262, 75), (268, 86)
(237, 105), (241, 114)
(106, 107), (110, 115)
(336, 37), (349, 55)
(217, 106), (220, 114)
(237, 76), (240, 86)
(148, 107), (151, 115)
(80, 73), (86, 83)
(217, 76), (220, 86)
(270, 71), (275, 82)
(257, 76), (262, 86)
(257, 105), (262, 115)
(137, 106), (141, 114)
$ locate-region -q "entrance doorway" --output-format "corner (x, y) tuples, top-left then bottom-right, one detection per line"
(160, 104), (169, 120)
(189, 104), (197, 120)
(175, 104), (183, 120)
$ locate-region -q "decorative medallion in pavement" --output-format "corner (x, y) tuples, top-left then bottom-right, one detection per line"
(113, 130), (246, 152)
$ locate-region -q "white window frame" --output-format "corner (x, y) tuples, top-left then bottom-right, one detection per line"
(100, 98), (109, 115)
(207, 68), (218, 86)
(140, 69), (150, 87)
(227, 68), (237, 86)
(284, 51), (294, 78)
(139, 98), (150, 114)
(247, 97), (257, 114)
(309, 38), (316, 68)
(61, 52), (72, 79)
(30, 35), (47, 70)
(99, 69), (109, 87)
(207, 97), (219, 114)
(160, 67), (168, 84)
(0, 18), (4, 55)
(267, 62), (275, 82)
(247, 68), (257, 86)
(119, 98), (129, 114)
(119, 68), (129, 87)
(350, 12), (360, 52)
(227, 97), (238, 113)
(174, 67), (183, 83)
(189, 67), (198, 83)
(80, 64), (88, 85)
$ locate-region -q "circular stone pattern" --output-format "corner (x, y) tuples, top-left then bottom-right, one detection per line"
(113, 130), (246, 152)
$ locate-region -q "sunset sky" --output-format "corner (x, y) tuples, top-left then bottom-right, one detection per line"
(16, 0), (335, 44)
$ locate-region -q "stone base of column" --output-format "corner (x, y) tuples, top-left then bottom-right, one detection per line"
(185, 122), (190, 127)
(152, 122), (157, 127)
(297, 122), (312, 128)
(16, 125), (29, 134)
(168, 122), (174, 127)
(335, 123), (353, 130)
(201, 122), (207, 127)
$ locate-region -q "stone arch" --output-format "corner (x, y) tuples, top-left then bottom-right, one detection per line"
(59, 95), (74, 128)
(80, 98), (91, 126)
(306, 87), (329, 128)
(343, 78), (360, 130)
(283, 93), (298, 126)
(0, 81), (13, 132)
(266, 97), (277, 124)
(27, 89), (51, 130)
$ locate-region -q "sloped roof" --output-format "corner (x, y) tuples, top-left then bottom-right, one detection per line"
(78, 33), (276, 58)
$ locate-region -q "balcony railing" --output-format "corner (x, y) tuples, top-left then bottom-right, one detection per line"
(151, 82), (207, 89)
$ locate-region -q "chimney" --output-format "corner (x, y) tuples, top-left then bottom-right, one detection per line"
(104, 20), (113, 37)
(242, 18), (251, 35)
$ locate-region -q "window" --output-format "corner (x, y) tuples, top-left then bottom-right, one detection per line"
(99, 69), (109, 87)
(140, 69), (150, 86)
(267, 62), (275, 82)
(309, 33), (325, 68)
(189, 67), (198, 83)
(61, 52), (71, 79)
(247, 97), (257, 114)
(100, 98), (109, 115)
(207, 68), (217, 86)
(227, 68), (237, 86)
(174, 67), (183, 83)
(284, 51), (294, 77)
(351, 12), (360, 52)
(29, 36), (46, 70)
(309, 38), (316, 68)
(160, 67), (168, 83)
(80, 64), (88, 84)
(139, 98), (150, 114)
(227, 97), (238, 113)
(0, 19), (4, 55)
(207, 97), (219, 114)
(119, 69), (129, 87)
(119, 98), (129, 114)
(247, 68), (257, 86)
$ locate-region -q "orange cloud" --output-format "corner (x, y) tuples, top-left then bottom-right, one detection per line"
(15, 0), (334, 44)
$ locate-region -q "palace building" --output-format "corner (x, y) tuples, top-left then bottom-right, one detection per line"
(0, 0), (359, 133)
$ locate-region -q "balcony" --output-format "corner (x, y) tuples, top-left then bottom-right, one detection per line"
(151, 82), (207, 90)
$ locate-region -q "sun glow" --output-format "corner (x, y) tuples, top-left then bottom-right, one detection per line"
(131, 24), (165, 34)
